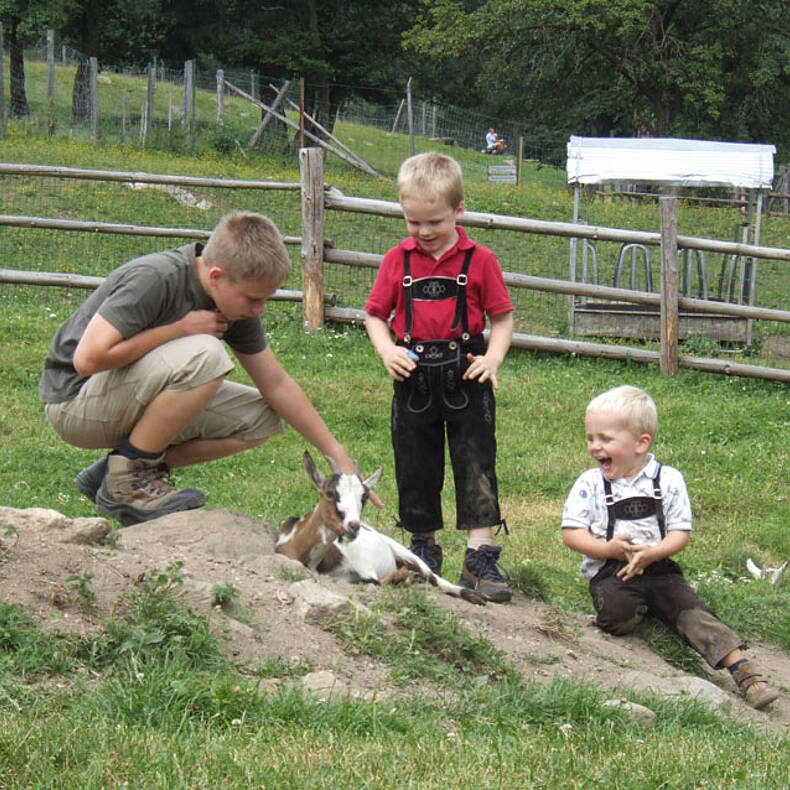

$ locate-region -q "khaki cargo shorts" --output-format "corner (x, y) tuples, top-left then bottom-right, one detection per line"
(45, 335), (284, 450)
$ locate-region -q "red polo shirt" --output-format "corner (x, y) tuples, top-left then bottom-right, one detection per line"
(364, 227), (513, 341)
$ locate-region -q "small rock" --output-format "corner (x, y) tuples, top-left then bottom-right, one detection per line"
(603, 698), (657, 727)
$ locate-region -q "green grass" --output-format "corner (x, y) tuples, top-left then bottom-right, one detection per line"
(0, 580), (788, 787)
(1, 127), (790, 785)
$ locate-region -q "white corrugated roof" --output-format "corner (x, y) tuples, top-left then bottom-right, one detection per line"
(566, 136), (775, 189)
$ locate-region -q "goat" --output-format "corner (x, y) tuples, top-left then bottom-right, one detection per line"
(275, 452), (486, 606)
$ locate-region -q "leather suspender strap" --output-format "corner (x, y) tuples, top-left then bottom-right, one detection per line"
(652, 468), (666, 539)
(449, 247), (475, 339)
(603, 465), (665, 541)
(402, 249), (414, 343)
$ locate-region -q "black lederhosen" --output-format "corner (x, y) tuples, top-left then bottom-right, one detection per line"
(588, 468), (743, 667)
(391, 247), (501, 534)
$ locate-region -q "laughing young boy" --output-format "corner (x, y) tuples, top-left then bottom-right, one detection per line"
(561, 385), (778, 709)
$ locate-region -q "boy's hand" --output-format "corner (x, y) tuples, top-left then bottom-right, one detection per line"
(607, 534), (634, 561)
(179, 309), (229, 339)
(463, 352), (502, 389)
(617, 544), (655, 581)
(380, 346), (417, 381)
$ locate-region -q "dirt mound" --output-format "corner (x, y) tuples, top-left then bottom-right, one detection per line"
(0, 506), (787, 735)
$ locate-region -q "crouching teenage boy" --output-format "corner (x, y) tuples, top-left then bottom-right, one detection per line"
(364, 152), (514, 602)
(40, 211), (364, 526)
(561, 385), (778, 709)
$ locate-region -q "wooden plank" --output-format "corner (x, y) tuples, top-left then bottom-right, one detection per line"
(323, 193), (790, 262)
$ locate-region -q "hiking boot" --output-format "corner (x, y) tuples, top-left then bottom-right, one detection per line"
(74, 455), (109, 501)
(731, 661), (779, 710)
(95, 453), (205, 527)
(409, 534), (443, 575)
(459, 544), (511, 603)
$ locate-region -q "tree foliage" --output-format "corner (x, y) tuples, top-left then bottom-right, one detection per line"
(405, 0), (790, 153)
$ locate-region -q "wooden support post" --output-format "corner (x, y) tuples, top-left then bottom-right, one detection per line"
(89, 57), (99, 141)
(144, 64), (155, 143)
(183, 59), (195, 142)
(47, 30), (55, 136)
(660, 196), (679, 376)
(516, 134), (523, 185)
(391, 98), (404, 134)
(216, 69), (224, 124)
(300, 147), (325, 332)
(406, 77), (414, 156)
(299, 77), (305, 149)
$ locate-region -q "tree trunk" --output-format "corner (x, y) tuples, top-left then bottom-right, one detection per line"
(8, 29), (29, 118)
(315, 83), (338, 138)
(72, 59), (91, 123)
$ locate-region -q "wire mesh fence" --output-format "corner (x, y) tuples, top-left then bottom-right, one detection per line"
(8, 40), (566, 168)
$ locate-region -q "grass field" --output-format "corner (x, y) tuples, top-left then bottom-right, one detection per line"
(1, 118), (790, 785)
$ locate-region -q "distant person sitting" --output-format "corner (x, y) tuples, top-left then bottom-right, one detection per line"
(484, 128), (507, 154)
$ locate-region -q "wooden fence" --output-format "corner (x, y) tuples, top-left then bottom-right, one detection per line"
(2, 152), (790, 382)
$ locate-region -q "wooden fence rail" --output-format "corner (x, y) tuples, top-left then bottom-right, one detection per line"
(2, 153), (790, 382)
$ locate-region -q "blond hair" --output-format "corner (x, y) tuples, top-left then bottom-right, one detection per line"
(397, 152), (464, 208)
(202, 212), (291, 284)
(586, 385), (658, 439)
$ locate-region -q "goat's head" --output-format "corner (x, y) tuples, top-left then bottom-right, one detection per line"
(303, 450), (383, 542)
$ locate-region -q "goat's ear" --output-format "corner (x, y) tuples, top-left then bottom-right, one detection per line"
(363, 467), (383, 490)
(303, 451), (325, 489)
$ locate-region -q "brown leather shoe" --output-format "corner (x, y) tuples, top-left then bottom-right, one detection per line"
(731, 661), (779, 709)
(95, 453), (205, 526)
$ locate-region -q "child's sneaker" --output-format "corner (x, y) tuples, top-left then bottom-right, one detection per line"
(74, 455), (109, 501)
(731, 661), (779, 709)
(95, 453), (205, 526)
(459, 545), (511, 602)
(408, 534), (443, 575)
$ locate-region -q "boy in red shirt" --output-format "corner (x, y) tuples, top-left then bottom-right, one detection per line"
(364, 152), (514, 601)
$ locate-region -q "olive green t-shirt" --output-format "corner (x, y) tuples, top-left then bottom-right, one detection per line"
(39, 243), (267, 404)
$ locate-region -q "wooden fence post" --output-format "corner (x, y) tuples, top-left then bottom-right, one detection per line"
(300, 147), (325, 331)
(216, 69), (224, 124)
(660, 195), (679, 375)
(144, 64), (155, 142)
(183, 59), (195, 142)
(47, 30), (55, 136)
(406, 77), (414, 156)
(89, 57), (99, 141)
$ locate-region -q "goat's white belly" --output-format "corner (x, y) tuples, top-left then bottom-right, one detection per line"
(336, 528), (397, 581)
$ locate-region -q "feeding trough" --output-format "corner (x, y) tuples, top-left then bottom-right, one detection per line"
(566, 136), (776, 344)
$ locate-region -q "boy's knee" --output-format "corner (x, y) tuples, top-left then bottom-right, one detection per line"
(592, 587), (648, 635)
(595, 606), (648, 636)
(190, 335), (231, 366)
(167, 335), (233, 386)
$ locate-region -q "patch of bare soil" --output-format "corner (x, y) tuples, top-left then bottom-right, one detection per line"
(0, 506), (788, 736)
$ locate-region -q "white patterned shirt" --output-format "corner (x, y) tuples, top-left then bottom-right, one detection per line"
(561, 455), (692, 579)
